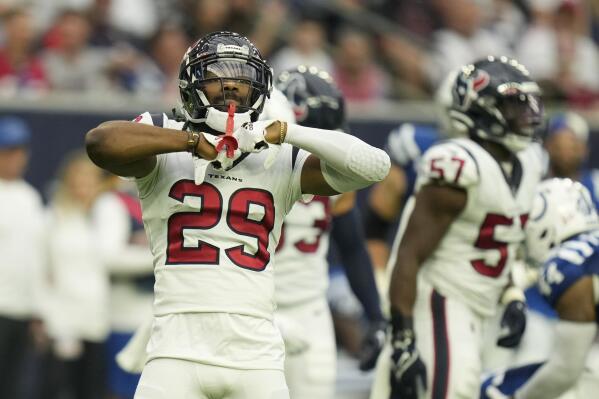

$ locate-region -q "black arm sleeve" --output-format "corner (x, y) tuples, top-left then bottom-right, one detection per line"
(363, 204), (394, 241)
(332, 206), (385, 322)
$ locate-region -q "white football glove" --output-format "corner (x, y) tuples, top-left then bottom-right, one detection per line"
(234, 121), (281, 169)
(234, 122), (268, 153)
(274, 313), (310, 356)
(194, 133), (243, 184)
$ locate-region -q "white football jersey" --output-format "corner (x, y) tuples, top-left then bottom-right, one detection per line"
(133, 112), (309, 320)
(274, 195), (336, 307)
(390, 138), (544, 316)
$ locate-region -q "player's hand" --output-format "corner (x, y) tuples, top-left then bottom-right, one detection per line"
(202, 133), (243, 168)
(389, 315), (426, 399)
(233, 122), (269, 153)
(358, 320), (386, 371)
(497, 300), (526, 348)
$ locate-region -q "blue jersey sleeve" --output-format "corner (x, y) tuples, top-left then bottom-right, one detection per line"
(384, 123), (439, 198)
(384, 123), (439, 167)
(538, 257), (585, 307)
(580, 169), (599, 211)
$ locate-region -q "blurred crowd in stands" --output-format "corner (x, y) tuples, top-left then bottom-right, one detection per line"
(0, 0), (598, 106)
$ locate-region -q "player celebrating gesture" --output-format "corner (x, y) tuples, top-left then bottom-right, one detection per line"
(86, 31), (389, 398)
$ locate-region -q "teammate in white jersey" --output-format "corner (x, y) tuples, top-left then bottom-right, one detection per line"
(274, 66), (386, 398)
(85, 31), (390, 399)
(370, 56), (545, 399)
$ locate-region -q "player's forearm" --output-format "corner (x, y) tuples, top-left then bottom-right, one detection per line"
(515, 320), (597, 399)
(269, 122), (390, 190)
(389, 255), (419, 317)
(86, 121), (217, 167)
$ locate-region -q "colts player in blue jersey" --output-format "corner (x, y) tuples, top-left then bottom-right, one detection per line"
(481, 178), (599, 399)
(519, 111), (598, 365)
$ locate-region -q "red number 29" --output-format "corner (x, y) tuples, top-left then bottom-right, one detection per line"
(166, 180), (275, 271)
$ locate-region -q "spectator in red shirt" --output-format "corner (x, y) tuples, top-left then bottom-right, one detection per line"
(0, 7), (48, 96)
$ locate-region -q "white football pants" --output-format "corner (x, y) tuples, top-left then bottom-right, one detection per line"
(277, 297), (336, 399)
(370, 277), (487, 399)
(134, 357), (290, 399)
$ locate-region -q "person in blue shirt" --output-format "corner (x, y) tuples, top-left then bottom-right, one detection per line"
(545, 111), (599, 209)
(481, 178), (599, 399)
(364, 122), (440, 270)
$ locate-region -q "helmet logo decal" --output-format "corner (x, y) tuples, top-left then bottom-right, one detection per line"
(473, 70), (490, 92)
(277, 71), (309, 122)
(217, 43), (250, 57)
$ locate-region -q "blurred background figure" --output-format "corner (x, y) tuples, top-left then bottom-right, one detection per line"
(333, 28), (390, 102)
(41, 9), (112, 92)
(544, 111), (599, 207)
(130, 23), (191, 102)
(517, 0), (599, 107)
(0, 7), (48, 97)
(271, 17), (333, 74)
(425, 0), (512, 86)
(0, 116), (45, 399)
(41, 150), (109, 399)
(92, 175), (154, 399)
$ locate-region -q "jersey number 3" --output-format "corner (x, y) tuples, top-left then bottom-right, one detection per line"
(166, 180), (275, 271)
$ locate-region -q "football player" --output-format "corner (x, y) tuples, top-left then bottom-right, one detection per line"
(369, 56), (545, 399)
(481, 178), (599, 399)
(364, 69), (456, 288)
(273, 65), (386, 399)
(85, 31), (390, 398)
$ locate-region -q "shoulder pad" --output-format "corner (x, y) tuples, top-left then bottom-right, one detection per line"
(132, 112), (169, 128)
(418, 141), (479, 188)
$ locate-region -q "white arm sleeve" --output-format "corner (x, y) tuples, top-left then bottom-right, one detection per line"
(516, 320), (597, 399)
(284, 123), (391, 192)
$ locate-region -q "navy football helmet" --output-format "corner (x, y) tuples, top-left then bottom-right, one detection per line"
(275, 65), (346, 131)
(178, 31), (273, 132)
(449, 56), (544, 152)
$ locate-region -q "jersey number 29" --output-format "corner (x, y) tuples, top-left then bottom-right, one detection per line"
(166, 180), (275, 271)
